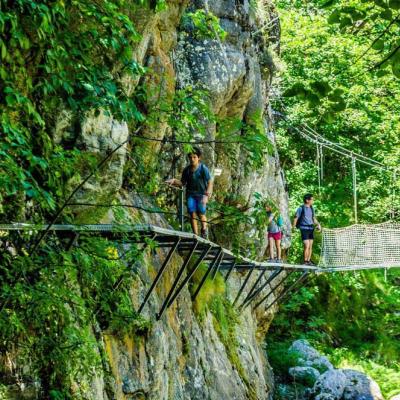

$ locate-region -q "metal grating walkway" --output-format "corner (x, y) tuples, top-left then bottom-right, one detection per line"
(0, 223), (396, 319)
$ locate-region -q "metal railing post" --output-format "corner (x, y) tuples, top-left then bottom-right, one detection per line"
(264, 271), (309, 312)
(179, 188), (185, 231)
(138, 238), (180, 314)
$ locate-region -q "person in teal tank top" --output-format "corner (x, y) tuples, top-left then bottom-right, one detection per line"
(265, 204), (283, 263)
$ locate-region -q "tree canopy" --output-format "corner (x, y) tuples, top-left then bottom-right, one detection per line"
(268, 2), (400, 397)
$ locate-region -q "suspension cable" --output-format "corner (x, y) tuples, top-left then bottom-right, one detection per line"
(320, 143), (324, 182)
(392, 171), (397, 220)
(351, 154), (358, 224)
(316, 143), (321, 193)
(275, 99), (394, 171)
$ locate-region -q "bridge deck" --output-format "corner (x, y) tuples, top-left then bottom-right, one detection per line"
(0, 223), (396, 319)
(0, 223), (319, 271)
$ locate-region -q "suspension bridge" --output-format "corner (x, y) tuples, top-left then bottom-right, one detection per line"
(1, 222), (399, 321)
(0, 105), (398, 321)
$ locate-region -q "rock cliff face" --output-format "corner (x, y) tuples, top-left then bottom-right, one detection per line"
(95, 214), (273, 400)
(68, 0), (290, 250)
(2, 1), (291, 399)
(86, 201), (285, 400)
(83, 0), (289, 397)
(75, 0), (288, 399)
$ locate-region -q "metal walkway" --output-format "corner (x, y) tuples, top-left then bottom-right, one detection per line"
(0, 223), (396, 320)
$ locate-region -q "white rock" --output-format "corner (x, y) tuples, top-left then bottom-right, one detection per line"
(313, 369), (347, 400)
(289, 339), (321, 360)
(289, 340), (334, 372)
(342, 369), (384, 400)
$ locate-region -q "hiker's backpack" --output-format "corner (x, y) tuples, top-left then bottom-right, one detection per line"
(295, 205), (315, 228)
(277, 215), (284, 228)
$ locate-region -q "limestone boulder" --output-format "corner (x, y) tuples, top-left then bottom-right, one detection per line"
(342, 369), (384, 400)
(312, 369), (347, 400)
(71, 111), (129, 217)
(289, 340), (334, 373)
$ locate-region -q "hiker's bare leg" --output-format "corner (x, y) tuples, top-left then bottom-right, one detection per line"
(303, 240), (311, 261)
(199, 214), (207, 231)
(269, 237), (275, 259)
(309, 239), (314, 261)
(276, 239), (282, 260)
(199, 195), (208, 233)
(190, 212), (198, 235)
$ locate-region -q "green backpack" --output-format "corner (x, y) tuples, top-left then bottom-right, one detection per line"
(277, 215), (284, 227)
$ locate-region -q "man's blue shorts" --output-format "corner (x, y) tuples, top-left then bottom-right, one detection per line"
(187, 195), (207, 215)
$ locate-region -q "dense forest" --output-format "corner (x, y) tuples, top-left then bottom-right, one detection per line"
(0, 0), (399, 399)
(268, 1), (400, 398)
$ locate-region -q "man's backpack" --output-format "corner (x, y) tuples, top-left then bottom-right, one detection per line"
(277, 215), (284, 228)
(295, 205), (315, 228)
(183, 163), (209, 190)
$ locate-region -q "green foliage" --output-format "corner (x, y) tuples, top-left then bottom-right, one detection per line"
(276, 4), (400, 225)
(209, 295), (238, 341)
(0, 0), (145, 220)
(278, 0), (400, 77)
(0, 234), (149, 397)
(126, 84), (274, 233)
(209, 192), (274, 257)
(270, 6), (400, 388)
(323, 0), (400, 76)
(268, 269), (400, 398)
(0, 385), (8, 399)
(0, 0), (272, 397)
(268, 340), (400, 398)
(266, 341), (300, 378)
(238, 111), (274, 171)
(189, 261), (226, 315)
(183, 9), (228, 41)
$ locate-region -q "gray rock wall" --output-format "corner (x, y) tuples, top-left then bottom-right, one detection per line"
(66, 0), (290, 250)
(77, 0), (289, 398)
(3, 0), (291, 399)
(86, 198), (283, 400)
(174, 0), (290, 251)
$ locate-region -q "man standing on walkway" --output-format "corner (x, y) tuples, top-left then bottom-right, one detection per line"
(166, 147), (213, 239)
(293, 193), (321, 265)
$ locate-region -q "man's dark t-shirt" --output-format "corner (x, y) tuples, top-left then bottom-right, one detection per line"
(181, 163), (211, 197)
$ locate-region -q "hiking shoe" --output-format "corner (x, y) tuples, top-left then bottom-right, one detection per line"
(275, 259), (283, 263)
(267, 258), (275, 262)
(308, 260), (316, 266)
(200, 229), (208, 240)
(303, 260), (310, 265)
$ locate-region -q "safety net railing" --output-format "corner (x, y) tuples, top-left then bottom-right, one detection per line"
(319, 222), (400, 270)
